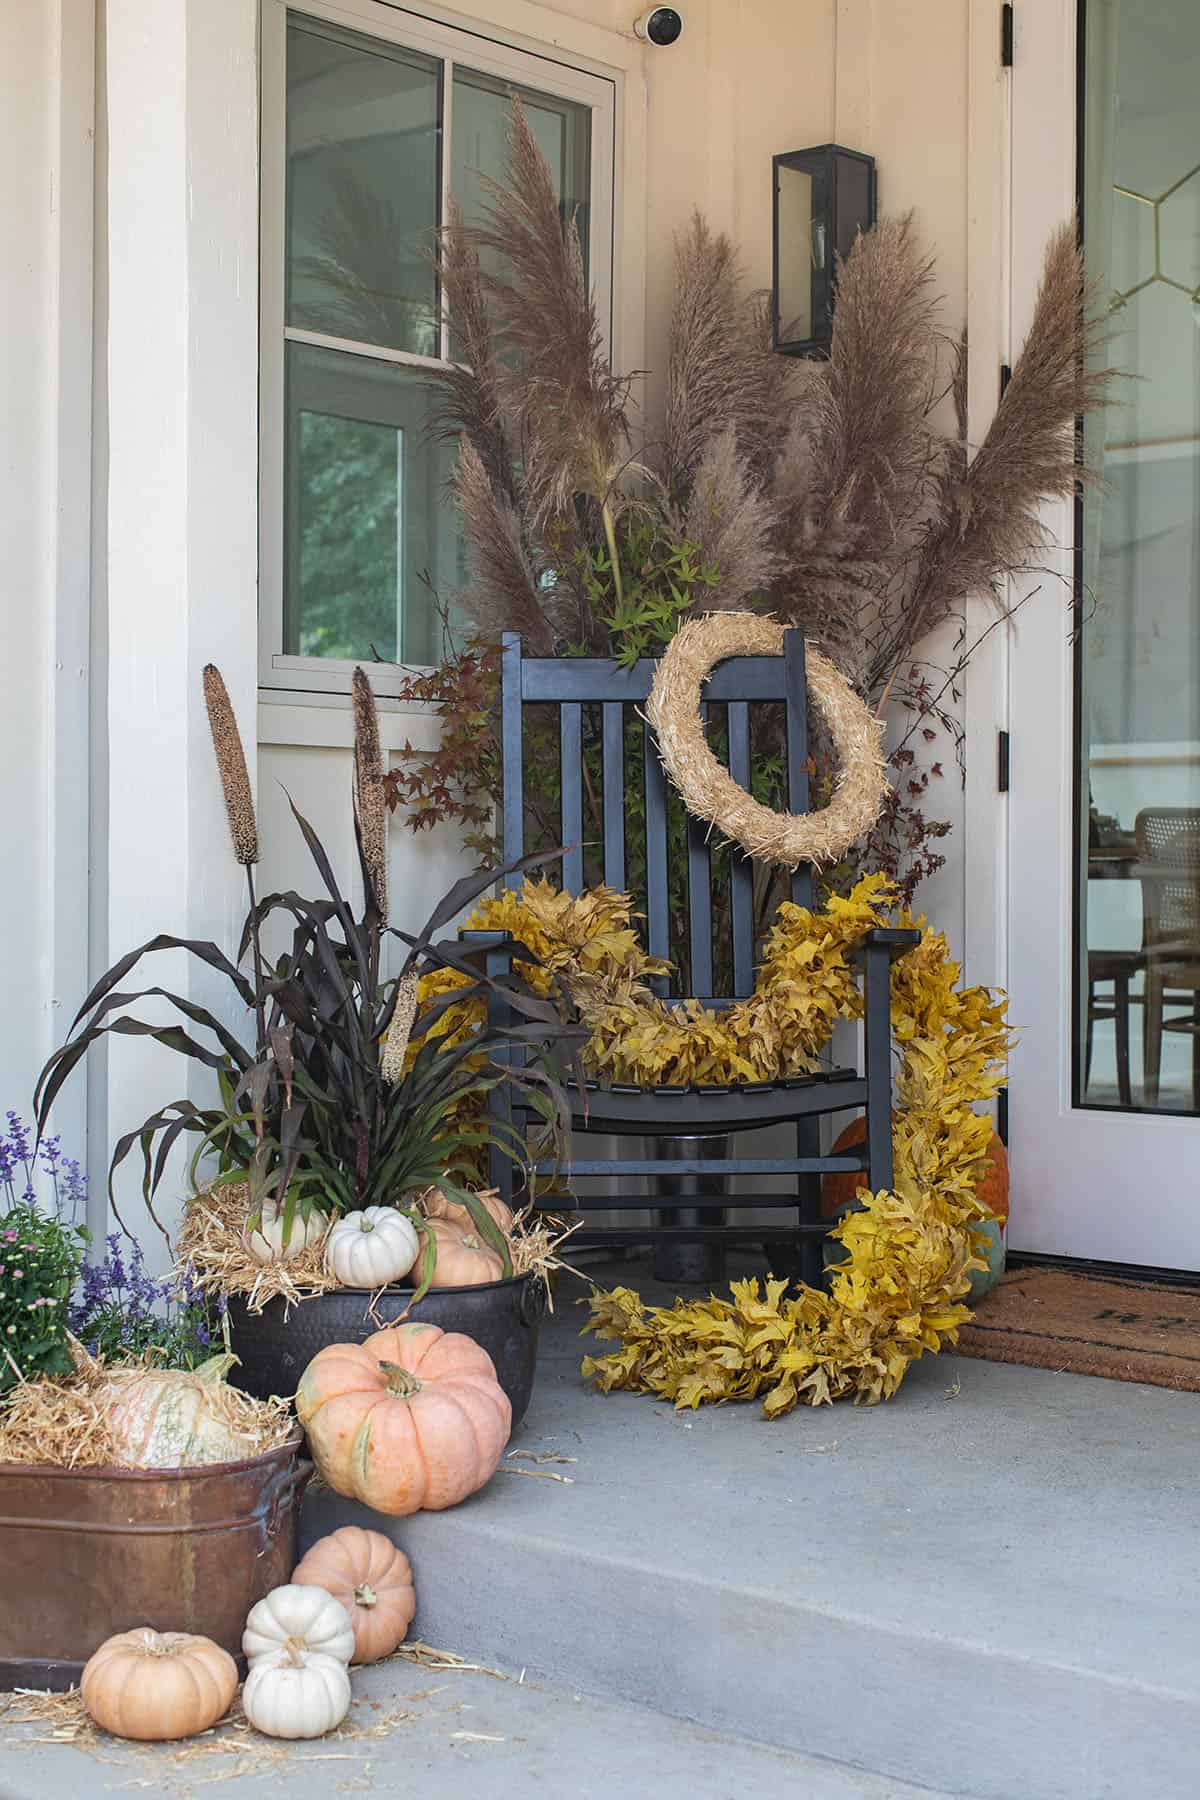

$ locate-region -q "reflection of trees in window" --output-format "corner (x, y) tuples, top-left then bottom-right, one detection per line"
(297, 413), (399, 662)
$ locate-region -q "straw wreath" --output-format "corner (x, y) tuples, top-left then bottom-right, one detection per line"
(645, 613), (887, 869)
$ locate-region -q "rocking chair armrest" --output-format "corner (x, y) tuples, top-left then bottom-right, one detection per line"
(858, 926), (922, 959)
(454, 929), (511, 950)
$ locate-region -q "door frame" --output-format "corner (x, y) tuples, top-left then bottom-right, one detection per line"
(985, 0), (1200, 1269)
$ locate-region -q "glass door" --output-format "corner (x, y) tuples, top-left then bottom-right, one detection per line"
(1077, 0), (1200, 1120)
(1006, 0), (1200, 1269)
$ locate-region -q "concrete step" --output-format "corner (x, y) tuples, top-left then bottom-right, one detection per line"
(0, 1658), (957, 1799)
(302, 1268), (1200, 1800)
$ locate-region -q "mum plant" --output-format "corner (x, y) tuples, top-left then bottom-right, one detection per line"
(0, 1113), (89, 1391)
(34, 667), (576, 1282)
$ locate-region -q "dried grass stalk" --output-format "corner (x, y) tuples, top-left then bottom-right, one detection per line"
(682, 429), (783, 612)
(203, 664), (258, 865)
(0, 1341), (294, 1469)
(472, 98), (630, 527)
(866, 225), (1115, 695)
(429, 198), (518, 506)
(352, 667), (389, 919)
(453, 440), (556, 652)
(665, 214), (796, 503)
(177, 1181), (340, 1314)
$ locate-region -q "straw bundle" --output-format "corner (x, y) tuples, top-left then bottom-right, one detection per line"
(177, 1183), (340, 1314)
(646, 613), (887, 869)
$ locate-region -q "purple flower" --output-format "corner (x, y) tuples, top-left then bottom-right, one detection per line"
(5, 1115), (31, 1163)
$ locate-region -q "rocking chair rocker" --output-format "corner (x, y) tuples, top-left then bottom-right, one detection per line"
(476, 629), (917, 1287)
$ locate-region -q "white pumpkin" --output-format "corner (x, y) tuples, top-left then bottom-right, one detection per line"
(244, 1201), (329, 1265)
(242, 1584), (356, 1669)
(98, 1355), (250, 1469)
(242, 1649), (351, 1740)
(325, 1208), (420, 1290)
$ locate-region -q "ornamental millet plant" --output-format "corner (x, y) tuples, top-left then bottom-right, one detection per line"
(35, 665), (577, 1280)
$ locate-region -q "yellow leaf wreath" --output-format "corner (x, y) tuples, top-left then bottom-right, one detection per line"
(405, 873), (1012, 1415)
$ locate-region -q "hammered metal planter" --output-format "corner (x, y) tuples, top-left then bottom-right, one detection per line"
(227, 1274), (546, 1429)
(0, 1434), (309, 1692)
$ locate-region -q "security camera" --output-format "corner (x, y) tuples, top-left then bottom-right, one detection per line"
(633, 8), (683, 46)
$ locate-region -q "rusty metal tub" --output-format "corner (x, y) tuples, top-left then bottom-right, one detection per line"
(0, 1435), (310, 1691)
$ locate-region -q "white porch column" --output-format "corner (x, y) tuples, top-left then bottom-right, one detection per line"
(101, 0), (259, 1247)
(0, 0), (94, 1181)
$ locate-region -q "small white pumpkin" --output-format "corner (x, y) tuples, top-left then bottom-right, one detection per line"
(242, 1648), (351, 1740)
(242, 1583), (356, 1669)
(244, 1201), (329, 1266)
(325, 1207), (420, 1290)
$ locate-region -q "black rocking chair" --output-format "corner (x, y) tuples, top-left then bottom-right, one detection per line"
(476, 629), (918, 1287)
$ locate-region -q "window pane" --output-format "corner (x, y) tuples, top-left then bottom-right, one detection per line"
(286, 18), (441, 356)
(1076, 0), (1200, 1113)
(284, 342), (463, 666)
(451, 68), (591, 273)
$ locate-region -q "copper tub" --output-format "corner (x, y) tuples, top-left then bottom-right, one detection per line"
(0, 1435), (310, 1691)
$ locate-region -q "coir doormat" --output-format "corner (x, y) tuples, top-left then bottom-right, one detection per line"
(955, 1268), (1200, 1392)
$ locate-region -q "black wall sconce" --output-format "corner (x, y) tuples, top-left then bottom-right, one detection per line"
(772, 144), (876, 356)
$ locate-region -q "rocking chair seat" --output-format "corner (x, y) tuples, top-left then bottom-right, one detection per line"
(571, 1069), (866, 1135)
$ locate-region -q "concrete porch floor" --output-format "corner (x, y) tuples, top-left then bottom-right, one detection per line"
(1, 1259), (1198, 1799)
(306, 1260), (1200, 1800)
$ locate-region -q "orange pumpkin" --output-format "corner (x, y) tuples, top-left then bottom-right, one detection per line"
(293, 1527), (415, 1664)
(421, 1216), (506, 1287)
(422, 1187), (514, 1237)
(81, 1628), (237, 1741)
(820, 1115), (1010, 1224)
(296, 1322), (512, 1516)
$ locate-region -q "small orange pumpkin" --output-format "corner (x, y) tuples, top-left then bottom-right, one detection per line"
(296, 1321), (512, 1515)
(292, 1527), (416, 1664)
(820, 1115), (1010, 1224)
(81, 1628), (238, 1741)
(421, 1216), (506, 1287)
(422, 1187), (514, 1237)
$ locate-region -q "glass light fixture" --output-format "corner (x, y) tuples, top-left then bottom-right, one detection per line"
(772, 145), (876, 356)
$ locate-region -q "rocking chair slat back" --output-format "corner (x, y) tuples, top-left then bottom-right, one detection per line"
(559, 702), (584, 894)
(601, 701), (625, 890)
(686, 702), (715, 998)
(726, 700), (755, 996)
(643, 719), (671, 984)
(500, 630), (815, 1001)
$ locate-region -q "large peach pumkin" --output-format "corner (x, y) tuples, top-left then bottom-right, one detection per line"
(296, 1322), (511, 1516)
(820, 1116), (1010, 1224)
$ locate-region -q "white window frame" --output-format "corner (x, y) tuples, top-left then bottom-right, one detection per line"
(258, 0), (619, 700)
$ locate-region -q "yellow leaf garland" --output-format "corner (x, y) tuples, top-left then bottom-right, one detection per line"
(409, 874), (1012, 1413)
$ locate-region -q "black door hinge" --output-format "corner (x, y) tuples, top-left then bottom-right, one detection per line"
(1001, 3), (1014, 67)
(997, 1086), (1009, 1146)
(997, 728), (1010, 792)
(1000, 361), (1012, 397)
